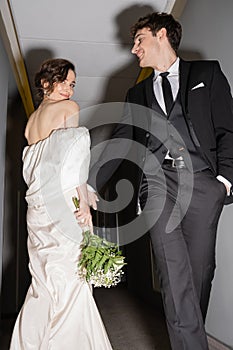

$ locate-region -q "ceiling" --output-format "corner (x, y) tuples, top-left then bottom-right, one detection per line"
(6, 0), (183, 112)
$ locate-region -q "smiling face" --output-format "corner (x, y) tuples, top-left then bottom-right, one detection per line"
(43, 69), (76, 101)
(131, 27), (161, 69)
(131, 26), (177, 72)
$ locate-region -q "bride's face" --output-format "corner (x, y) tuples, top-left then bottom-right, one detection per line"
(49, 69), (76, 101)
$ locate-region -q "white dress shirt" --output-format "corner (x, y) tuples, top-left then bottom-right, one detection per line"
(153, 57), (179, 114)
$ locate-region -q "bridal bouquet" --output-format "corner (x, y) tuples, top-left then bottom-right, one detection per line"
(72, 196), (126, 288)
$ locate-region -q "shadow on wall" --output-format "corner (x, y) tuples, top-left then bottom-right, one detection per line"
(86, 3), (158, 165)
(24, 48), (54, 107)
(99, 3), (156, 104)
(1, 91), (29, 316)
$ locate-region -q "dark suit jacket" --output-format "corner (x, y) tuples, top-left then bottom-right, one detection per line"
(89, 59), (233, 205)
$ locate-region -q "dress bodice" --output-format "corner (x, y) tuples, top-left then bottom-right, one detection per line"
(22, 127), (90, 243)
(22, 127), (90, 205)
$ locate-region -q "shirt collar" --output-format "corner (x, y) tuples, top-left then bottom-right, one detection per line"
(153, 57), (180, 80)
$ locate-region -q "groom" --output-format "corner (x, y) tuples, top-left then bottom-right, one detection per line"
(89, 12), (233, 350)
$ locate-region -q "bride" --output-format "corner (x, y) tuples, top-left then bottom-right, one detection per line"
(10, 58), (112, 349)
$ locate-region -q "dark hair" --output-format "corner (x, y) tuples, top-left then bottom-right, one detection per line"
(34, 58), (76, 100)
(130, 12), (182, 52)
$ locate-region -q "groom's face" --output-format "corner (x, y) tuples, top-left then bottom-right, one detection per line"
(131, 27), (161, 69)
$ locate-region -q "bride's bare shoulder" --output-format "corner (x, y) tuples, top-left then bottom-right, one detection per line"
(52, 100), (80, 126)
(55, 99), (79, 114)
(24, 99), (80, 144)
(63, 99), (79, 111)
(24, 110), (37, 139)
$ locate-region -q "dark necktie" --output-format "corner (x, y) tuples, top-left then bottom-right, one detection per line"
(160, 72), (173, 115)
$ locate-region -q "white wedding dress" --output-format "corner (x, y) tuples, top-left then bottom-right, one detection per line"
(10, 127), (112, 350)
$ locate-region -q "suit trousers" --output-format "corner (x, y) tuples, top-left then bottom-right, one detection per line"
(140, 165), (226, 350)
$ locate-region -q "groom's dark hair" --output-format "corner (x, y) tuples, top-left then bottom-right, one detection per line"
(130, 12), (182, 52)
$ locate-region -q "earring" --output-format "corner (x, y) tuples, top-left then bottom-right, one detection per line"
(43, 89), (50, 97)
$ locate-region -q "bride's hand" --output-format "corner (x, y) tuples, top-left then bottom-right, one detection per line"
(74, 202), (92, 228)
(88, 190), (99, 210)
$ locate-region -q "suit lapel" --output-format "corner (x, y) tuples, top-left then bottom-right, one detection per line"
(144, 73), (154, 109)
(179, 59), (191, 115)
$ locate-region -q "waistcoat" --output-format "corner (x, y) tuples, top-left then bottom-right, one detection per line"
(146, 90), (208, 173)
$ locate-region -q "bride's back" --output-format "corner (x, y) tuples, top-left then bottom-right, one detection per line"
(25, 99), (79, 146)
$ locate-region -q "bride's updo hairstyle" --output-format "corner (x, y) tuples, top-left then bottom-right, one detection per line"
(34, 58), (76, 101)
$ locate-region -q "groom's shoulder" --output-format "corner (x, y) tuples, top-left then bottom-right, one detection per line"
(185, 59), (220, 73)
(133, 72), (153, 88)
(127, 72), (153, 96)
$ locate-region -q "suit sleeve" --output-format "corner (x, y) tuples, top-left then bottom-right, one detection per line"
(211, 61), (233, 184)
(88, 99), (133, 192)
